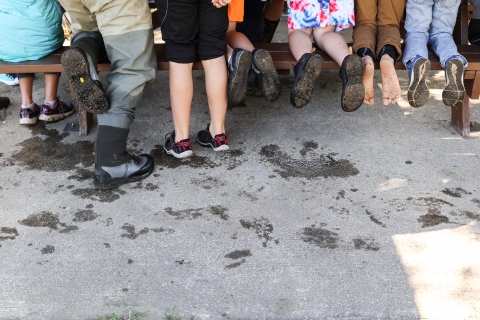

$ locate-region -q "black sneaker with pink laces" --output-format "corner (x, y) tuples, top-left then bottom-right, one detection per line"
(39, 98), (75, 122)
(164, 131), (193, 159)
(196, 124), (229, 151)
(19, 103), (40, 125)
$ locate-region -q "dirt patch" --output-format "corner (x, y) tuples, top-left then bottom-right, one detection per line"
(71, 188), (126, 203)
(41, 245), (55, 254)
(120, 223), (149, 240)
(240, 217), (278, 247)
(225, 259), (246, 269)
(225, 250), (252, 259)
(209, 206), (229, 220)
(300, 227), (339, 249)
(417, 213), (450, 228)
(0, 227), (19, 241)
(300, 141), (318, 156)
(260, 144), (359, 179)
(10, 123), (94, 171)
(441, 188), (471, 198)
(353, 238), (380, 251)
(165, 207), (203, 220)
(73, 209), (98, 222)
(365, 210), (386, 228)
(150, 145), (220, 169)
(463, 211), (480, 221)
(19, 211), (78, 233)
(67, 168), (93, 181)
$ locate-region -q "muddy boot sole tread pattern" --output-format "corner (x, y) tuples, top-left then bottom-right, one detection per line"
(443, 59), (465, 107)
(341, 55), (365, 112)
(407, 58), (431, 108)
(254, 50), (282, 102)
(228, 51), (252, 106)
(290, 55), (323, 109)
(61, 49), (109, 114)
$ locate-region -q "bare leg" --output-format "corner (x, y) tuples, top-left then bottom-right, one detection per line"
(19, 77), (34, 106)
(264, 0), (284, 21)
(44, 74), (60, 101)
(362, 55), (375, 105)
(227, 22), (255, 56)
(379, 55), (401, 105)
(312, 26), (349, 66)
(203, 56), (228, 136)
(287, 28), (313, 61)
(169, 62), (193, 142)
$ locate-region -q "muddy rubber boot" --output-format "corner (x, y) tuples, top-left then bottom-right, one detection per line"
(61, 32), (109, 114)
(290, 53), (323, 109)
(0, 97), (10, 109)
(94, 125), (154, 189)
(339, 55), (364, 112)
(262, 18), (280, 43)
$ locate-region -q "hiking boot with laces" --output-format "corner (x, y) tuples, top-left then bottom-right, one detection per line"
(164, 131), (193, 158)
(196, 124), (229, 151)
(19, 104), (40, 125)
(39, 98), (75, 122)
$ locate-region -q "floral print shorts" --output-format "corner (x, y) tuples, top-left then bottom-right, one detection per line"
(288, 0), (355, 31)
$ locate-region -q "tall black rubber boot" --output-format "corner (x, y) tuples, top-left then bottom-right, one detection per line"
(61, 31), (110, 114)
(94, 125), (154, 189)
(262, 18), (280, 43)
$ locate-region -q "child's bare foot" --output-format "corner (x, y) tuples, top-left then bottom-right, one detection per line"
(380, 55), (401, 105)
(362, 56), (375, 105)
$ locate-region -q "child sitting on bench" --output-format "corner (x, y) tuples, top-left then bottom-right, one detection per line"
(226, 0), (281, 106)
(287, 0), (365, 111)
(403, 0), (468, 108)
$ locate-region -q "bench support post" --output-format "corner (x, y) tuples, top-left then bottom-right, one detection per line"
(78, 107), (93, 136)
(451, 95), (470, 137)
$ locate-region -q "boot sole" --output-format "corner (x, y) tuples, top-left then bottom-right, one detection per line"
(341, 55), (364, 112)
(290, 55), (323, 109)
(61, 49), (109, 114)
(39, 108), (75, 122)
(94, 165), (154, 189)
(408, 58), (430, 108)
(253, 50), (281, 102)
(443, 59), (465, 107)
(228, 51), (252, 106)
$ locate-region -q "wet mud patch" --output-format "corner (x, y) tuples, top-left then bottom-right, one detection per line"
(41, 245), (55, 254)
(191, 177), (227, 189)
(150, 145), (220, 169)
(10, 123), (94, 171)
(260, 144), (359, 179)
(209, 206), (229, 220)
(225, 259), (246, 269)
(442, 188), (471, 198)
(73, 209), (99, 222)
(462, 211), (480, 221)
(418, 213), (450, 228)
(365, 210), (386, 228)
(0, 227), (19, 241)
(300, 141), (318, 156)
(67, 168), (93, 182)
(19, 211), (78, 233)
(225, 250), (252, 259)
(128, 139), (143, 155)
(120, 223), (174, 240)
(165, 207), (203, 220)
(353, 237), (380, 251)
(240, 217), (278, 247)
(71, 188), (126, 203)
(472, 199), (480, 207)
(300, 227), (340, 249)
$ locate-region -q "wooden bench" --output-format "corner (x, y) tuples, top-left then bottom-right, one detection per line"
(0, 0), (478, 137)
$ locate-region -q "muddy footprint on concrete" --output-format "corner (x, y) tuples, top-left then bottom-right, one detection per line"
(240, 217), (278, 248)
(19, 211), (78, 233)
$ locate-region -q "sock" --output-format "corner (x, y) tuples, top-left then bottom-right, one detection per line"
(357, 47), (375, 61)
(44, 100), (56, 108)
(21, 103), (35, 110)
(378, 45), (398, 62)
(227, 55), (232, 64)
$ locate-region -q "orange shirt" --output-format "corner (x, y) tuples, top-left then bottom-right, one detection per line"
(228, 0), (244, 23)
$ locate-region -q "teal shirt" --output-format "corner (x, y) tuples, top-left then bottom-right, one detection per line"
(0, 0), (64, 62)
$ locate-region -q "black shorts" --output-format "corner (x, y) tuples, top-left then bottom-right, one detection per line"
(156, 0), (228, 63)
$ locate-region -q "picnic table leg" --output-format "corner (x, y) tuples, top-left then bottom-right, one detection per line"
(451, 95), (470, 137)
(70, 80), (93, 136)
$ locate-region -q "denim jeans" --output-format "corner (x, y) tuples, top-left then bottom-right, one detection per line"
(403, 0), (467, 69)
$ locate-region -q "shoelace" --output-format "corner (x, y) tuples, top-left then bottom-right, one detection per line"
(215, 133), (228, 146)
(174, 140), (190, 152)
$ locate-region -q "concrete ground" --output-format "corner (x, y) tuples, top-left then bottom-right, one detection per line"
(1, 21), (480, 320)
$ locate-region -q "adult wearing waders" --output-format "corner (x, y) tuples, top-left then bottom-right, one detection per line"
(58, 0), (157, 189)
